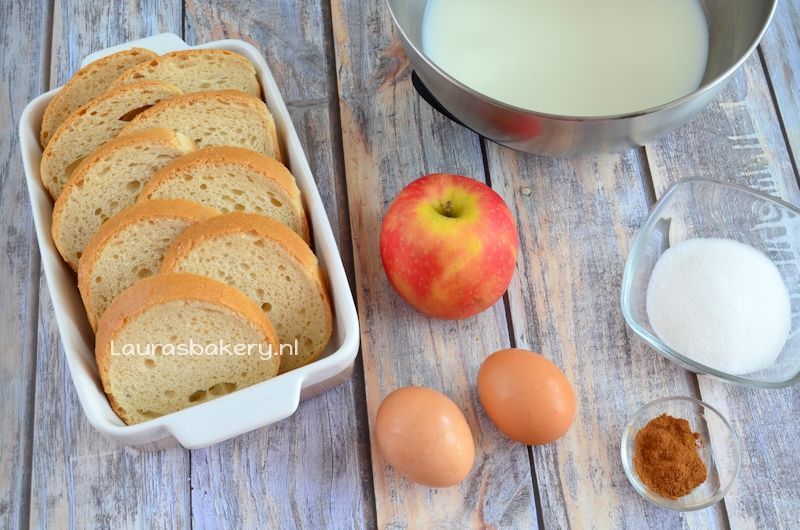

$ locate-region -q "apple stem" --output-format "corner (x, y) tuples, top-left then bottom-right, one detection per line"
(443, 200), (453, 217)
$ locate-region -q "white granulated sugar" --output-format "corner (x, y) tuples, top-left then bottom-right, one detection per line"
(646, 237), (791, 375)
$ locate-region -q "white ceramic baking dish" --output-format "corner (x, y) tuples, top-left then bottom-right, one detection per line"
(18, 33), (360, 449)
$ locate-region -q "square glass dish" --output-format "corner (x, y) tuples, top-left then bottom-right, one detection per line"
(621, 177), (800, 388)
(18, 33), (360, 449)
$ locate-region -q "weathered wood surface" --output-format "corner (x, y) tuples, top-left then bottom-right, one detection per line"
(487, 148), (727, 529)
(2, 0), (800, 528)
(329, 1), (539, 527)
(0, 1), (49, 528)
(760, 0), (800, 161)
(184, 1), (374, 528)
(29, 1), (192, 529)
(645, 50), (800, 529)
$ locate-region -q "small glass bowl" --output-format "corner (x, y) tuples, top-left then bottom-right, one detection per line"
(621, 396), (740, 511)
(621, 177), (800, 388)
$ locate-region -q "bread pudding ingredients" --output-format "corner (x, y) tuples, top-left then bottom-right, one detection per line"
(380, 173), (518, 320)
(633, 413), (707, 499)
(646, 238), (791, 375)
(375, 386), (474, 487)
(478, 348), (575, 445)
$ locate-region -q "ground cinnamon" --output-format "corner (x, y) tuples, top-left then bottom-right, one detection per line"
(633, 413), (707, 499)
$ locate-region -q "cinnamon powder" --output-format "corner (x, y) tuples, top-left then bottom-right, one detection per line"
(633, 413), (707, 499)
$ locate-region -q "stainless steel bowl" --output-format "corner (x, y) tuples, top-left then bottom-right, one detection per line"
(386, 0), (777, 156)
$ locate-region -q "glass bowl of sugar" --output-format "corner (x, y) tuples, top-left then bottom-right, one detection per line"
(621, 178), (800, 388)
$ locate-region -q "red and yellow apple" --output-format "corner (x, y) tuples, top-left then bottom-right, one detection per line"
(380, 173), (518, 319)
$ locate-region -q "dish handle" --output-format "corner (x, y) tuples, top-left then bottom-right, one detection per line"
(166, 374), (303, 449)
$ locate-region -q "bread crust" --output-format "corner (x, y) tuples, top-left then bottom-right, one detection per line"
(56, 127), (194, 196)
(162, 212), (320, 281)
(112, 49), (261, 98)
(120, 89), (282, 164)
(51, 128), (196, 270)
(40, 80), (183, 198)
(77, 198), (220, 330)
(40, 47), (158, 147)
(160, 212), (333, 370)
(139, 145), (308, 240)
(95, 272), (280, 422)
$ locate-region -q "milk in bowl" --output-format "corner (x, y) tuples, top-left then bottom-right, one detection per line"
(421, 0), (709, 116)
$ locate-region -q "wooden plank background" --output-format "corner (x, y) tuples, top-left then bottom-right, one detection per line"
(487, 148), (727, 529)
(184, 1), (374, 528)
(1, 0), (799, 528)
(646, 51), (800, 530)
(330, 1), (539, 527)
(29, 2), (192, 529)
(0, 0), (49, 528)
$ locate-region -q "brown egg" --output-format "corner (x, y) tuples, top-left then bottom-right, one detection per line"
(375, 386), (475, 488)
(478, 348), (576, 445)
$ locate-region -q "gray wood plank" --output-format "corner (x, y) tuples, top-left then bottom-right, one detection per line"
(31, 285), (191, 530)
(183, 1), (375, 528)
(645, 53), (800, 528)
(329, 1), (539, 527)
(486, 147), (728, 529)
(760, 0), (800, 161)
(29, 1), (191, 528)
(0, 0), (50, 528)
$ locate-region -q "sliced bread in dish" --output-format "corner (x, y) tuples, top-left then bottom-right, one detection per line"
(139, 146), (308, 241)
(78, 199), (219, 331)
(40, 47), (158, 147)
(95, 272), (281, 425)
(52, 128), (195, 269)
(161, 212), (332, 373)
(40, 80), (182, 198)
(112, 49), (260, 98)
(120, 90), (282, 164)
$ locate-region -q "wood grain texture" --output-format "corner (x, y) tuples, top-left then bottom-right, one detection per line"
(645, 53), (800, 529)
(29, 1), (192, 528)
(48, 0), (182, 86)
(0, 0), (50, 528)
(184, 1), (375, 528)
(330, 1), (538, 528)
(486, 147), (728, 529)
(3, 1), (798, 528)
(760, 0), (800, 162)
(31, 285), (191, 530)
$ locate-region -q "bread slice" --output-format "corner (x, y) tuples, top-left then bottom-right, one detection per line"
(78, 199), (219, 330)
(40, 80), (182, 198)
(161, 212), (332, 373)
(40, 47), (157, 147)
(139, 146), (308, 241)
(112, 49), (260, 98)
(52, 128), (195, 269)
(95, 272), (281, 425)
(120, 90), (282, 164)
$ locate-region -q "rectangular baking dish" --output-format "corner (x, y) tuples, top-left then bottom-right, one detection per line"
(18, 33), (360, 449)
